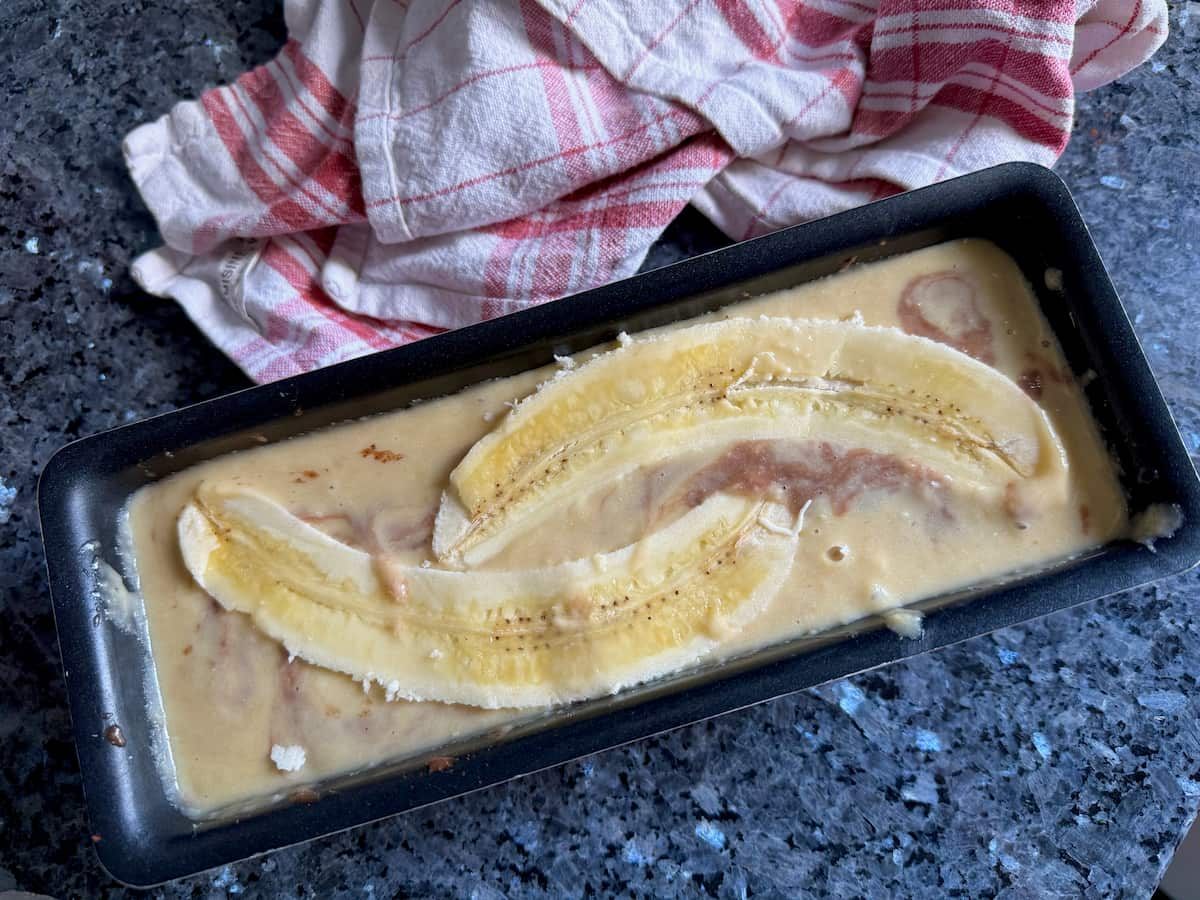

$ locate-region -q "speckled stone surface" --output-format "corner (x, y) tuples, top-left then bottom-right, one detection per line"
(2, 2), (1199, 896)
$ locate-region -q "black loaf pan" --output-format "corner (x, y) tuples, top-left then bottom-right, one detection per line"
(38, 162), (1200, 885)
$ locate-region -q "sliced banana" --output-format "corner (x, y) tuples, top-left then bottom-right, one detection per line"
(179, 484), (799, 709)
(434, 318), (1067, 566)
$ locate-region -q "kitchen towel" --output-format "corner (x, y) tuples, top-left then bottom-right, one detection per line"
(125, 0), (1166, 383)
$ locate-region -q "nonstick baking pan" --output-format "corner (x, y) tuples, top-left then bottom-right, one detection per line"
(39, 162), (1200, 886)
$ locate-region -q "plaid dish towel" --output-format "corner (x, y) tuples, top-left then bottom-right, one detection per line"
(124, 0), (1166, 383)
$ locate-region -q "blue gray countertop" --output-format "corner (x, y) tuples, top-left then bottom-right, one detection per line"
(2, 2), (1198, 897)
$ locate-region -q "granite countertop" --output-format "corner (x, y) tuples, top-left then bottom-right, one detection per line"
(2, 2), (1199, 897)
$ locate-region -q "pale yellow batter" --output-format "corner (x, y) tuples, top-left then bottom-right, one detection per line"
(124, 240), (1126, 815)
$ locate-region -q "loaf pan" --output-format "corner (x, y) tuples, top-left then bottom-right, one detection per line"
(39, 163), (1200, 886)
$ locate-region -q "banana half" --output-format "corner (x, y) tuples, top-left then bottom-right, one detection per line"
(179, 485), (800, 709)
(433, 317), (1068, 566)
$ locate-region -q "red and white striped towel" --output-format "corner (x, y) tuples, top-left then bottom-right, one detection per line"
(125, 0), (1166, 383)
